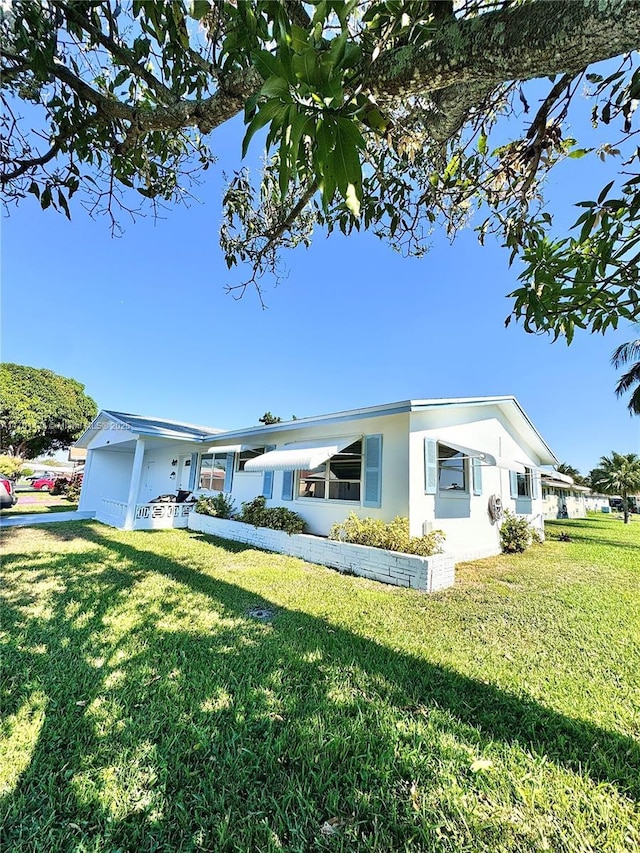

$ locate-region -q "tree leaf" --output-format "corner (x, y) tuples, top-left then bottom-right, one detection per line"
(188, 1), (210, 21)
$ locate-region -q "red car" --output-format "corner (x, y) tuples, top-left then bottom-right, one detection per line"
(31, 475), (57, 491)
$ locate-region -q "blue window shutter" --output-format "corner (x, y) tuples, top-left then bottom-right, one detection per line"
(262, 471), (274, 499)
(282, 470), (294, 501)
(223, 452), (235, 493)
(363, 434), (383, 508)
(509, 470), (518, 499)
(188, 453), (198, 491)
(424, 439), (437, 495)
(531, 471), (539, 500)
(262, 445), (275, 499)
(472, 457), (483, 496)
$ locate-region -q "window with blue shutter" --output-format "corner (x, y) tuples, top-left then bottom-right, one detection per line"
(223, 452), (235, 493)
(509, 470), (518, 499)
(281, 470), (294, 501)
(424, 438), (437, 494)
(262, 445), (275, 499)
(472, 457), (483, 496)
(188, 453), (198, 491)
(363, 434), (383, 508)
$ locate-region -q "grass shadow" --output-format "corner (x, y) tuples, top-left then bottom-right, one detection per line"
(1, 521), (638, 851)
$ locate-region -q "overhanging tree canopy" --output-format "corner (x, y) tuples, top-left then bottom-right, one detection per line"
(0, 363), (97, 459)
(2, 1), (639, 339)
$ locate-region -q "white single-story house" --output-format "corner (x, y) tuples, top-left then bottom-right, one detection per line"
(541, 473), (590, 519)
(585, 493), (612, 513)
(75, 396), (559, 562)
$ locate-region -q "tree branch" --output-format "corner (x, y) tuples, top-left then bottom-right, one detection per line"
(59, 2), (178, 104)
(370, 1), (640, 106)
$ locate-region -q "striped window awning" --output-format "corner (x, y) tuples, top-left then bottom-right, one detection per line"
(243, 435), (362, 473)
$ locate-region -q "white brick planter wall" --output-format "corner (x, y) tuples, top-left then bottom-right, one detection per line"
(188, 512), (455, 592)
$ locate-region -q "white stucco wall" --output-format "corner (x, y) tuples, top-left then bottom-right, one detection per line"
(203, 413), (410, 537)
(82, 423), (136, 450)
(585, 495), (609, 512)
(79, 447), (133, 510)
(408, 406), (546, 561)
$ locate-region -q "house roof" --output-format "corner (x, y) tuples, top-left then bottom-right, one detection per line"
(74, 410), (224, 448)
(74, 397), (558, 466)
(203, 396), (558, 465)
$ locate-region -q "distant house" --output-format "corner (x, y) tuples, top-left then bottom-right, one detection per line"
(541, 472), (590, 519)
(75, 397), (559, 562)
(585, 493), (612, 513)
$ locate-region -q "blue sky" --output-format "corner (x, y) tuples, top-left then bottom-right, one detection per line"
(1, 115), (638, 476)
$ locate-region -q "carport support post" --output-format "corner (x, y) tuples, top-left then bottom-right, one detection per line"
(124, 438), (146, 531)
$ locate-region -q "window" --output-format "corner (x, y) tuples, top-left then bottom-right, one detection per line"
(199, 453), (230, 491)
(298, 440), (362, 501)
(517, 470), (531, 498)
(237, 447), (265, 472)
(438, 444), (467, 492)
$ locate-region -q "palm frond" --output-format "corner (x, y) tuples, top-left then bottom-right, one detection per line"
(611, 339), (640, 369)
(614, 363), (640, 396)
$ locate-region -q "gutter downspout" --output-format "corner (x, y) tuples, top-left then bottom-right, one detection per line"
(124, 438), (146, 531)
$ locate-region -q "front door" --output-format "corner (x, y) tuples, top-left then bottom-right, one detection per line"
(178, 455), (193, 491)
(142, 460), (156, 501)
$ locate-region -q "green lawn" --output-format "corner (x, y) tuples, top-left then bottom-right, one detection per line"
(1, 515), (638, 852)
(2, 490), (78, 516)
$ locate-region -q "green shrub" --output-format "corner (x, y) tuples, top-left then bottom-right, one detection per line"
(51, 477), (70, 496)
(329, 513), (445, 556)
(238, 495), (306, 535)
(65, 475), (83, 502)
(194, 493), (236, 519)
(51, 473), (83, 501)
(0, 455), (24, 480)
(499, 510), (542, 553)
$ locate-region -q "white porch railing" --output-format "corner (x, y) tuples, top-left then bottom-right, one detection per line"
(97, 499), (127, 526)
(133, 502), (193, 529)
(96, 498), (194, 529)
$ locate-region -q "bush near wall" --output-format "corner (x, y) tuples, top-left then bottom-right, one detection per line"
(194, 493), (236, 519)
(51, 473), (83, 502)
(499, 510), (542, 553)
(330, 513), (445, 557)
(239, 496), (306, 535)
(51, 477), (70, 496)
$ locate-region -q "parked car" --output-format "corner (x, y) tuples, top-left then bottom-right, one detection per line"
(0, 477), (18, 508)
(27, 471), (55, 482)
(31, 475), (57, 491)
